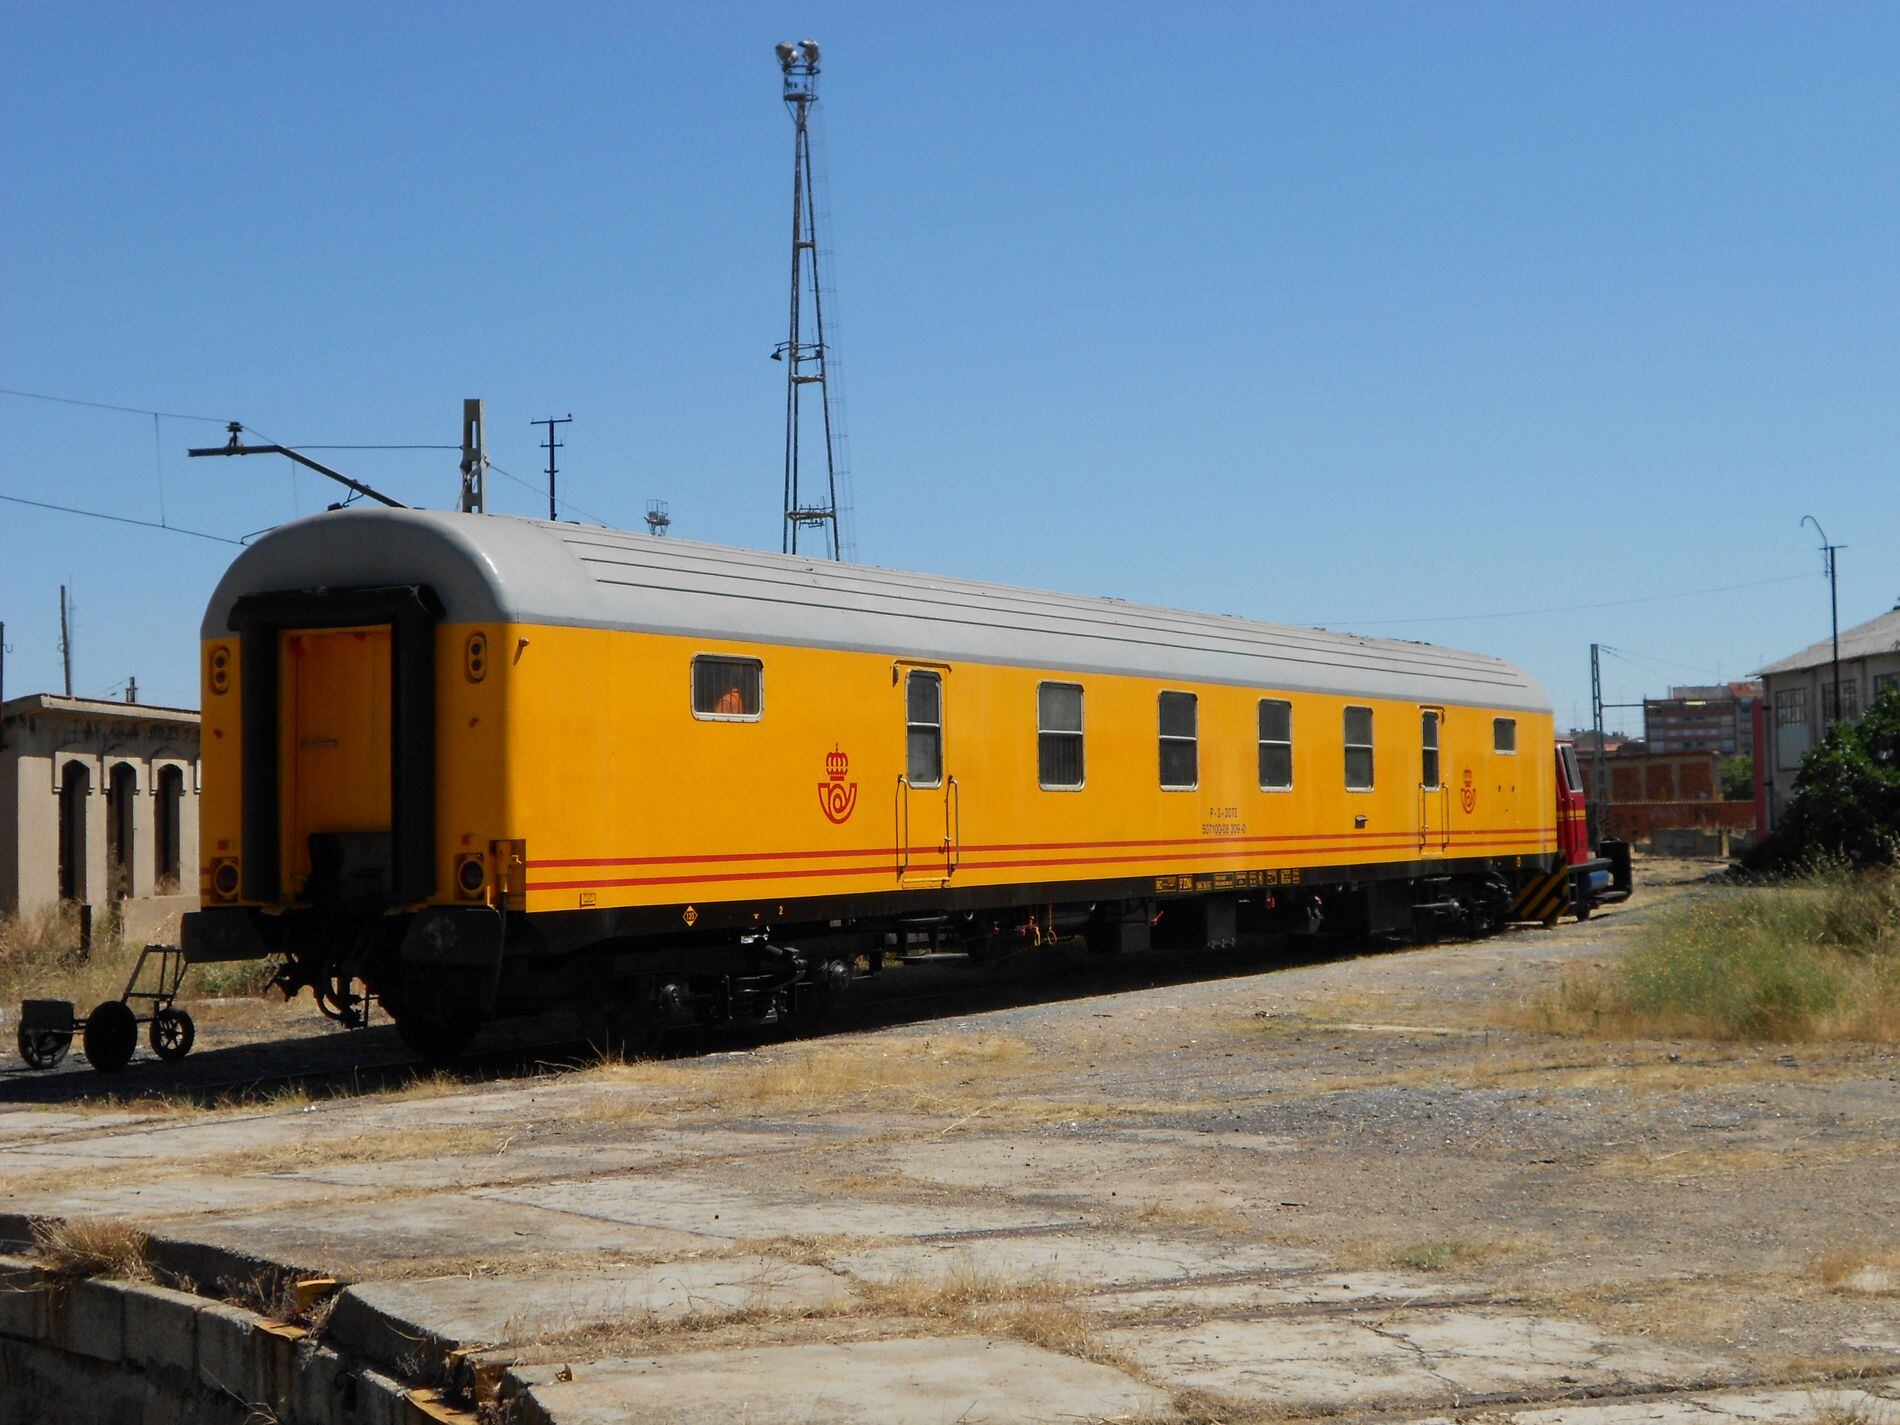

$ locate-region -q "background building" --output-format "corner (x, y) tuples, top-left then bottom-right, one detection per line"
(1755, 602), (1900, 830)
(0, 693), (201, 917)
(1642, 682), (1759, 756)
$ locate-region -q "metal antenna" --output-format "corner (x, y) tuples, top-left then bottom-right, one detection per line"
(534, 413), (572, 522)
(773, 38), (847, 560)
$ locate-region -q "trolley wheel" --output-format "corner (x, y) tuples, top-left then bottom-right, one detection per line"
(150, 1007), (195, 1062)
(17, 1024), (72, 1070)
(83, 1000), (138, 1073)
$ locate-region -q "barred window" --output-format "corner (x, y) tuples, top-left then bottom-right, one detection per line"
(691, 655), (762, 720)
(1876, 673), (1900, 703)
(1344, 705), (1374, 790)
(1037, 683), (1084, 789)
(1258, 699), (1292, 790)
(907, 671), (942, 787)
(1493, 717), (1517, 753)
(1774, 687), (1810, 770)
(1159, 692), (1198, 789)
(1822, 679), (1861, 725)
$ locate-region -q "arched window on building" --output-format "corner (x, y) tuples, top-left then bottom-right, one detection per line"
(155, 764), (184, 891)
(58, 761), (90, 903)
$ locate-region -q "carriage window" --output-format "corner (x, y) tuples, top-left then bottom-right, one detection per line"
(1159, 691), (1197, 789)
(1038, 682), (1084, 789)
(1258, 699), (1292, 790)
(1493, 717), (1517, 753)
(907, 670), (943, 787)
(1420, 709), (1441, 789)
(692, 656), (762, 720)
(1344, 706), (1374, 790)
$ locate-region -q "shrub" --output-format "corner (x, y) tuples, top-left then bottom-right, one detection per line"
(1537, 867), (1900, 1041)
(1750, 689), (1900, 870)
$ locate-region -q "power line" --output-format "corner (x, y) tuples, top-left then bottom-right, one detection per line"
(572, 419), (773, 515)
(486, 460), (610, 527)
(1317, 570), (1817, 629)
(0, 492), (243, 545)
(0, 385), (228, 423)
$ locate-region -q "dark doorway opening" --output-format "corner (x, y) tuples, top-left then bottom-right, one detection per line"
(156, 764), (184, 890)
(58, 761), (90, 902)
(107, 763), (137, 900)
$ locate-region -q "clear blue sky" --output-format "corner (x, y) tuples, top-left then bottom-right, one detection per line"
(4, 3), (1895, 730)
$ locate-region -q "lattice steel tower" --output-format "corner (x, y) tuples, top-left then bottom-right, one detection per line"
(773, 38), (847, 560)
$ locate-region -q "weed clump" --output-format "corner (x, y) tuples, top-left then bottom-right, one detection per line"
(1536, 867), (1900, 1041)
(31, 1216), (154, 1282)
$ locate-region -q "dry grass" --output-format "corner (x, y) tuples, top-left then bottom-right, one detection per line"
(1814, 1244), (1900, 1295)
(1129, 1195), (1250, 1235)
(1382, 1238), (1521, 1273)
(0, 903), (275, 1012)
(1525, 871), (1900, 1043)
(29, 1215), (154, 1282)
(570, 1033), (1043, 1123)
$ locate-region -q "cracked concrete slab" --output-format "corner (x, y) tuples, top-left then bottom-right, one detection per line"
(1106, 1306), (1714, 1408)
(478, 1173), (1080, 1241)
(331, 1257), (851, 1367)
(174, 1192), (717, 1272)
(511, 1335), (1172, 1424)
(1408, 1378), (1900, 1424)
(836, 1229), (1317, 1290)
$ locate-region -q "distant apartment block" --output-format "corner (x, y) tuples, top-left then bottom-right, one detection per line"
(1642, 682), (1760, 757)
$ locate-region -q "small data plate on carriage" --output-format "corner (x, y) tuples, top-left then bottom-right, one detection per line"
(20, 999), (76, 1034)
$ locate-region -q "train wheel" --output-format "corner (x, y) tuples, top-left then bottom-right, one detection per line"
(150, 1007), (195, 1062)
(17, 1025), (71, 1070)
(83, 1000), (138, 1073)
(390, 1006), (482, 1063)
(785, 958), (851, 1033)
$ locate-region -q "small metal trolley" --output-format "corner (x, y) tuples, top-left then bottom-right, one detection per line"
(15, 944), (194, 1073)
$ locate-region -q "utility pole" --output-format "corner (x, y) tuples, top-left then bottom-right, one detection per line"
(125, 677), (137, 705)
(533, 414), (572, 522)
(1587, 643), (1646, 851)
(1801, 515), (1844, 725)
(1590, 643), (1607, 829)
(773, 37), (848, 560)
(460, 399), (488, 514)
(58, 585), (72, 698)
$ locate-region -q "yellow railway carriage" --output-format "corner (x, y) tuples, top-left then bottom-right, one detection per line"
(184, 508), (1561, 1058)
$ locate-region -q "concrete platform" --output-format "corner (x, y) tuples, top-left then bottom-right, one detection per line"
(511, 1336), (1173, 1424)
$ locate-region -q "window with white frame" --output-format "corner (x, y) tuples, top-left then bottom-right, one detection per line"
(1158, 692), (1198, 789)
(1258, 699), (1292, 790)
(691, 656), (763, 720)
(1344, 706), (1374, 790)
(1037, 682), (1084, 789)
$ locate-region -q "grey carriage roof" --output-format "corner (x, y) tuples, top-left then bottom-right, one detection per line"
(204, 508), (1552, 713)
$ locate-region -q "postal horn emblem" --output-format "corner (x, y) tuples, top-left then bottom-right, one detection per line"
(819, 744), (859, 825)
(1460, 767), (1477, 814)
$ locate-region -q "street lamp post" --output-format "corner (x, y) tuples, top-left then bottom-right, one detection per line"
(1801, 515), (1843, 726)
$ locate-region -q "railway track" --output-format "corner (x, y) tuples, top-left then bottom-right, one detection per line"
(0, 932), (1330, 1109)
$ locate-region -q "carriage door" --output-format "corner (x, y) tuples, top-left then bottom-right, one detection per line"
(1418, 707), (1450, 855)
(896, 666), (958, 886)
(282, 627), (393, 898)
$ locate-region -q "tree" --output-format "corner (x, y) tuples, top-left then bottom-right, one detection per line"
(1750, 686), (1900, 869)
(1720, 754), (1754, 802)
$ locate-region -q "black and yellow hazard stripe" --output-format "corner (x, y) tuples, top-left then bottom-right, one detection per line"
(1509, 868), (1571, 926)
